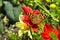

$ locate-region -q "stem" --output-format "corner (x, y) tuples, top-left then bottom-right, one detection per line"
(30, 27), (33, 40)
(30, 28), (32, 36)
(36, 2), (51, 15)
(35, 2), (59, 22)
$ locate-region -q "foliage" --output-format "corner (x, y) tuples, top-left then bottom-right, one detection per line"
(0, 0), (60, 40)
(0, 0), (2, 7)
(4, 1), (22, 22)
(8, 32), (18, 40)
(50, 32), (58, 40)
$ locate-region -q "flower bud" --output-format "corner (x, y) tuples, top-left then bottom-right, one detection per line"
(50, 4), (56, 9)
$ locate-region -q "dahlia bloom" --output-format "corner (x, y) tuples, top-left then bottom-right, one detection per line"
(21, 6), (42, 32)
(41, 24), (60, 40)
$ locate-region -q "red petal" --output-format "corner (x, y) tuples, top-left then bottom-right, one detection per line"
(22, 6), (33, 14)
(41, 32), (52, 40)
(44, 24), (53, 33)
(52, 28), (59, 37)
(41, 24), (53, 40)
(27, 6), (33, 14)
(33, 10), (40, 14)
(58, 34), (60, 40)
(22, 15), (32, 26)
(22, 6), (28, 14)
(52, 28), (60, 40)
(42, 38), (52, 40)
(42, 32), (50, 39)
(42, 23), (60, 40)
(32, 24), (38, 32)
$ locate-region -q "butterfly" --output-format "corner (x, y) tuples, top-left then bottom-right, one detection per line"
(30, 13), (44, 26)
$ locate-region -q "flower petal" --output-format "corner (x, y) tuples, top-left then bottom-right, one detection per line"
(22, 15), (32, 26)
(41, 32), (52, 40)
(42, 23), (60, 40)
(58, 34), (60, 40)
(44, 24), (53, 33)
(22, 6), (33, 14)
(33, 10), (40, 14)
(52, 28), (59, 37)
(32, 24), (38, 32)
(41, 24), (53, 40)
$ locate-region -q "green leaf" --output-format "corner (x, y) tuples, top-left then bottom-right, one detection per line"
(32, 33), (42, 40)
(50, 32), (58, 40)
(0, 20), (4, 34)
(34, 0), (43, 4)
(0, 0), (2, 7)
(4, 1), (16, 22)
(0, 13), (4, 34)
(13, 5), (22, 21)
(38, 25), (44, 34)
(4, 1), (22, 22)
(56, 0), (60, 6)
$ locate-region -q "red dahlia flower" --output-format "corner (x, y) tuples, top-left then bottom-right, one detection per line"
(21, 6), (44, 32)
(21, 6), (42, 32)
(22, 15), (38, 32)
(41, 24), (60, 40)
